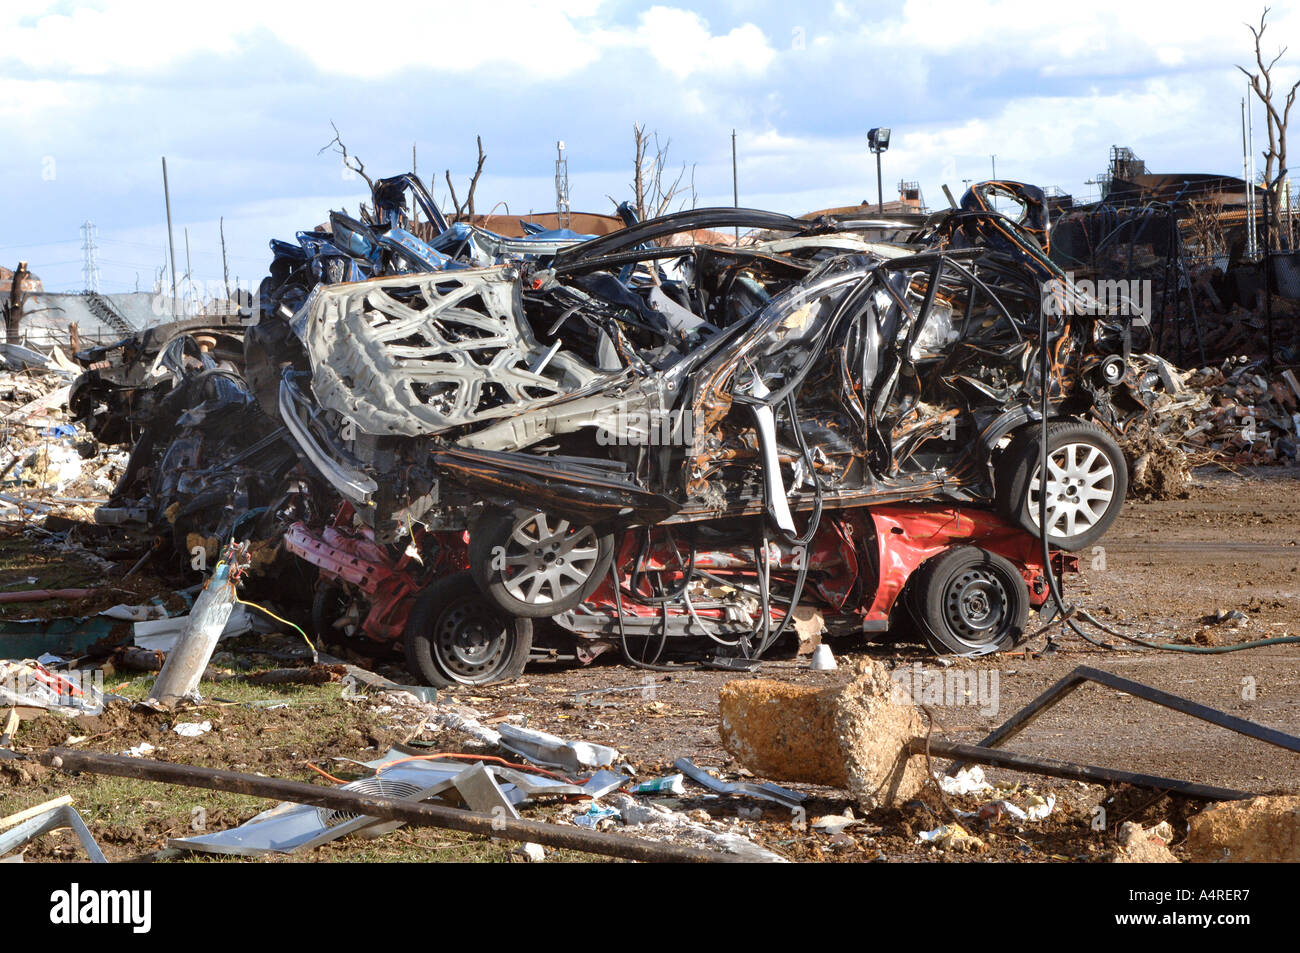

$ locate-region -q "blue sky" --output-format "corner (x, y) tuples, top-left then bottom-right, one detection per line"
(2, 0), (1297, 293)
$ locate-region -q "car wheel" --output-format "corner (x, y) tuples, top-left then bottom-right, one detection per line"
(469, 509), (613, 618)
(403, 572), (532, 687)
(908, 546), (1029, 657)
(996, 420), (1127, 552)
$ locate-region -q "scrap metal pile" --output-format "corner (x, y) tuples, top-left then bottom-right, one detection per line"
(1180, 360), (1300, 465)
(42, 176), (1174, 684)
(1129, 353), (1300, 468)
(1, 345), (130, 525)
(1051, 200), (1300, 368)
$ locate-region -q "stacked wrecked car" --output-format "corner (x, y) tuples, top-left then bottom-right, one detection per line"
(71, 177), (1143, 685)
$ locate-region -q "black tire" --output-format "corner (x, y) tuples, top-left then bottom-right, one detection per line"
(311, 582), (361, 649)
(468, 509), (613, 618)
(403, 571), (532, 687)
(995, 419), (1127, 552)
(907, 546), (1029, 657)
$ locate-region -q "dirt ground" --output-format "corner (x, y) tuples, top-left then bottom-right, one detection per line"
(3, 465), (1299, 862)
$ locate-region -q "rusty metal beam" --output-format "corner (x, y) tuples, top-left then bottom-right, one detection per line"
(943, 665), (1300, 791)
(919, 738), (1250, 801)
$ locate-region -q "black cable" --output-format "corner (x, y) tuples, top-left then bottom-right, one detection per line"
(1034, 293), (1112, 649)
(610, 549), (701, 672)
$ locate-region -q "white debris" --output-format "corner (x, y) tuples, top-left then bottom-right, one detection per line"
(517, 842), (545, 862)
(812, 812), (862, 835)
(1024, 793), (1056, 821)
(937, 765), (993, 796)
(426, 703), (502, 747)
(603, 793), (788, 862)
(172, 721), (212, 737)
(498, 723), (618, 773)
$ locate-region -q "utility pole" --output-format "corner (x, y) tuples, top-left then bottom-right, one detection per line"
(220, 216), (230, 301)
(732, 129), (739, 243)
(1247, 83), (1259, 260)
(184, 227), (194, 315)
(1242, 98), (1255, 260)
(162, 157), (178, 317)
(991, 154), (997, 180)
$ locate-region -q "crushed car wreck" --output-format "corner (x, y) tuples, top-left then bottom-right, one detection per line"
(72, 177), (1138, 684)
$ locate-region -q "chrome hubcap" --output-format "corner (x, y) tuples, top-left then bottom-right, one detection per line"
(1028, 441), (1116, 539)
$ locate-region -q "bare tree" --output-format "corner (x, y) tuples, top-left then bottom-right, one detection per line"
(319, 121), (376, 194)
(628, 123), (696, 222)
(1238, 7), (1299, 227)
(1186, 194), (1228, 259)
(445, 136), (487, 222)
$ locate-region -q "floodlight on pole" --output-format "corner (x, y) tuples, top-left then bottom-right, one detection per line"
(868, 127), (891, 215)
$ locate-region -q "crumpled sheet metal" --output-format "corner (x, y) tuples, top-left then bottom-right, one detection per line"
(674, 757), (806, 809)
(298, 269), (597, 438)
(604, 792), (787, 863)
(497, 723), (620, 774)
(168, 748), (624, 857)
(0, 804), (107, 863)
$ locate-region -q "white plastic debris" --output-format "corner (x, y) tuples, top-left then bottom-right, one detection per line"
(603, 793), (787, 862)
(427, 704), (502, 747)
(101, 603), (170, 623)
(1024, 793), (1056, 821)
(172, 721), (212, 737)
(122, 742), (156, 758)
(977, 799), (1028, 823)
(812, 812), (862, 835)
(937, 765), (994, 796)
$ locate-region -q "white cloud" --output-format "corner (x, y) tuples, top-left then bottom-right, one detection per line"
(0, 1), (779, 81)
(3, 1), (1295, 293)
(875, 0), (1300, 77)
(629, 6), (776, 78)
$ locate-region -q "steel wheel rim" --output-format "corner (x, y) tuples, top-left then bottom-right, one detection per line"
(433, 600), (510, 681)
(944, 567), (1009, 646)
(500, 512), (600, 607)
(1027, 441), (1115, 539)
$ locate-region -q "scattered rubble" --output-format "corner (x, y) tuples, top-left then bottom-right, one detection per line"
(916, 822), (986, 853)
(1113, 820), (1179, 863)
